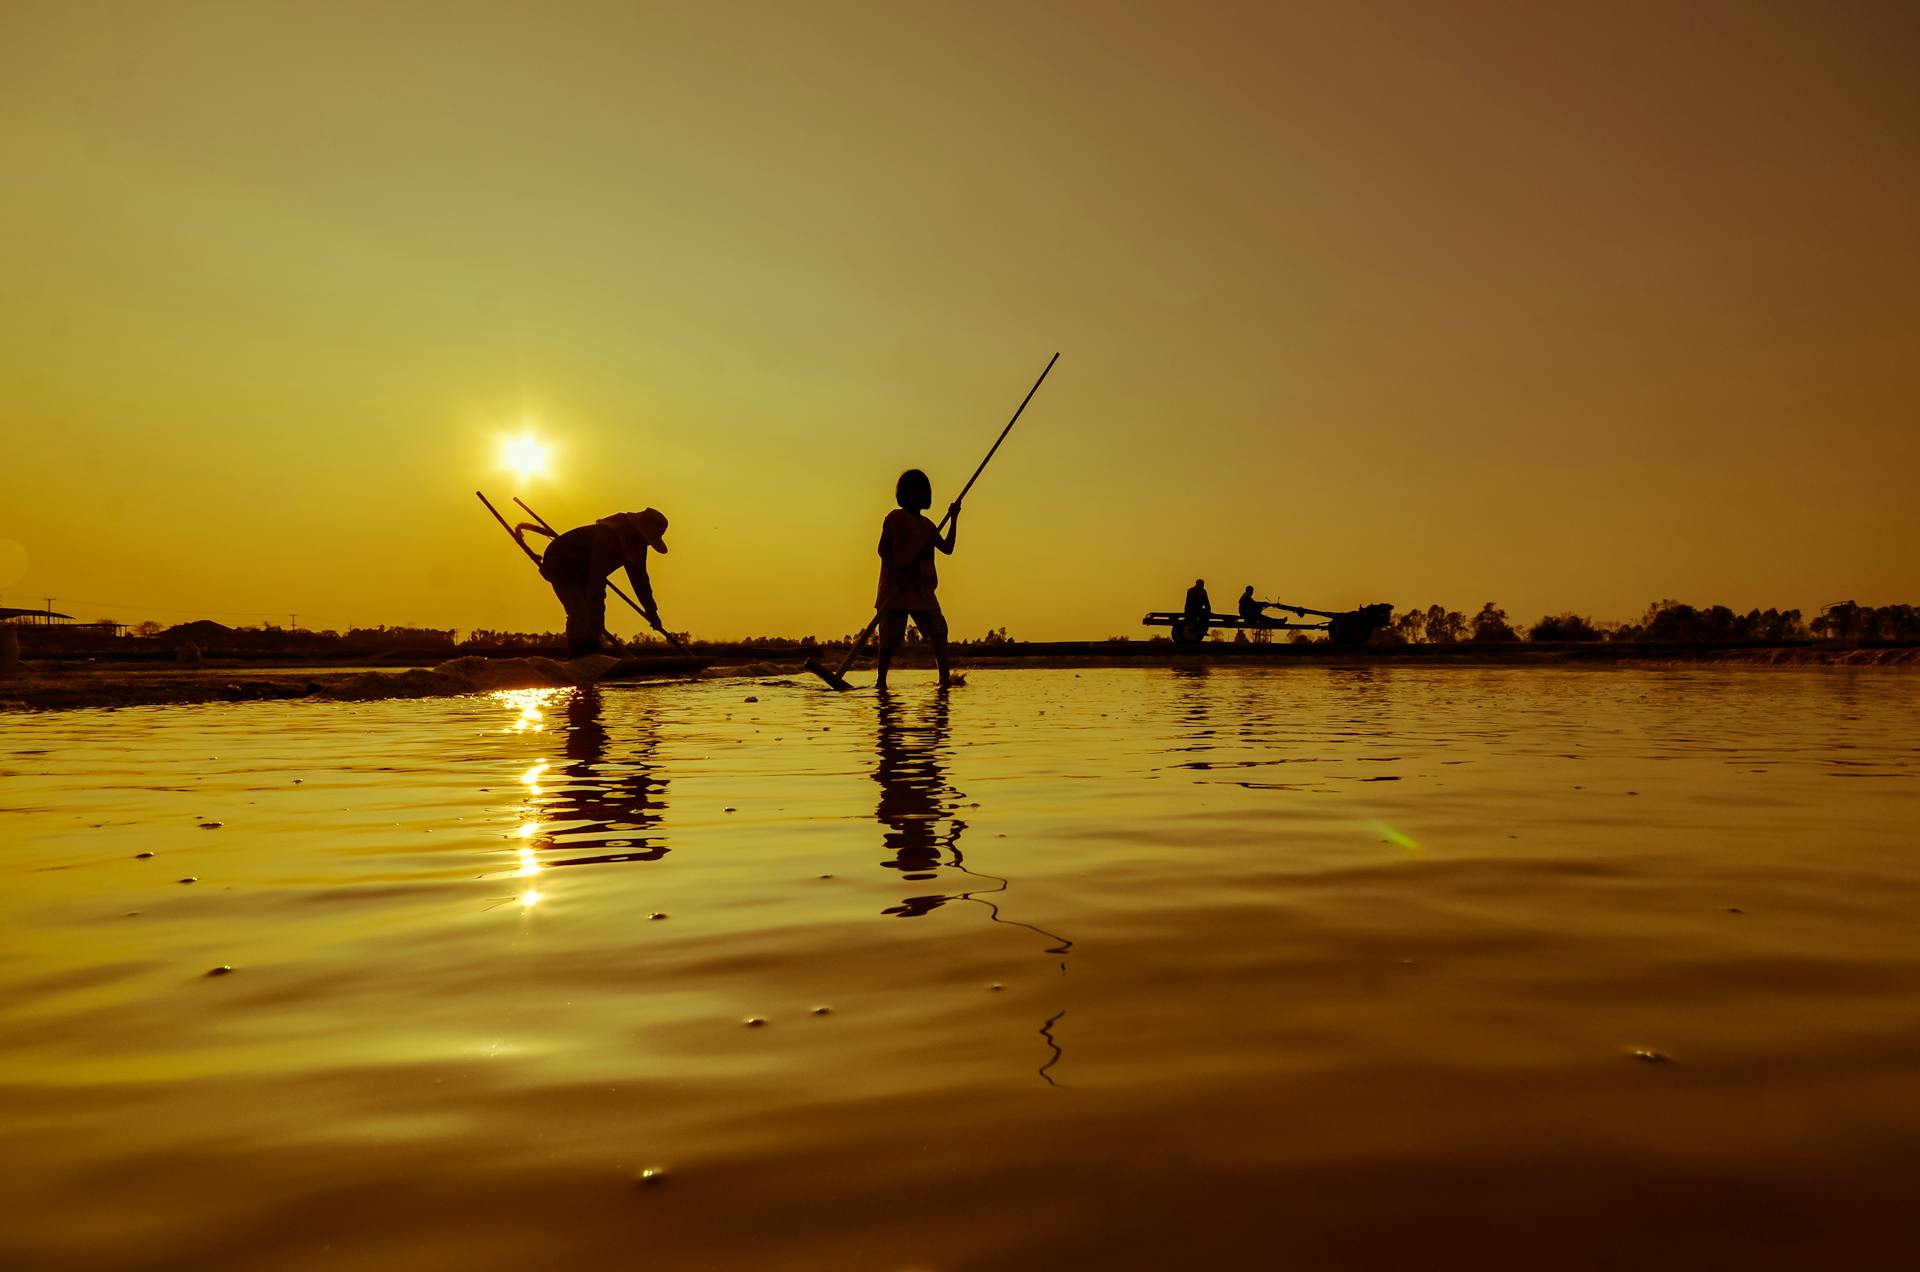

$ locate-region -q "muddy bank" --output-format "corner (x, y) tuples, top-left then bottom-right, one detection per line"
(850, 641), (1920, 670)
(0, 654), (711, 711)
(5, 644), (1912, 709)
(1686, 645), (1920, 666)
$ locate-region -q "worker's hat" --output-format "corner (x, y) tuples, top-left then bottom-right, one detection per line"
(601, 509), (669, 555)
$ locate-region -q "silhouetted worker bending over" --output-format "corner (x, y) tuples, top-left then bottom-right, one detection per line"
(536, 509), (669, 658)
(1186, 579), (1212, 620)
(874, 469), (957, 690)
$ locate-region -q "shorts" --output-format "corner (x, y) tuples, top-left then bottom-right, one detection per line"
(877, 608), (948, 646)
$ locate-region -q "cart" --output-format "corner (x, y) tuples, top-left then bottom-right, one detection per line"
(1142, 598), (1393, 647)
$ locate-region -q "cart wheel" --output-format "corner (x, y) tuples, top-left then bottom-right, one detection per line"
(1172, 617), (1208, 645)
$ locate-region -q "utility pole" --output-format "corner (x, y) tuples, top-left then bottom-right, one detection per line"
(45, 598), (53, 627)
(290, 613), (297, 632)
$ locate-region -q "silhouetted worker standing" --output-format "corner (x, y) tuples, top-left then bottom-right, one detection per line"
(1185, 579), (1211, 620)
(535, 509), (668, 658)
(874, 469), (957, 690)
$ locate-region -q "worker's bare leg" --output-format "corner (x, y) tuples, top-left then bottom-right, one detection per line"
(874, 611), (907, 691)
(923, 611), (952, 688)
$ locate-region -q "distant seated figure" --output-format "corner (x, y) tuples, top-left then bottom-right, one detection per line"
(1185, 578), (1211, 618)
(1238, 585), (1267, 624)
(535, 510), (668, 658)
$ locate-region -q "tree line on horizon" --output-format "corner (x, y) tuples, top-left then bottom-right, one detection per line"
(20, 600), (1920, 653)
(1367, 599), (1920, 645)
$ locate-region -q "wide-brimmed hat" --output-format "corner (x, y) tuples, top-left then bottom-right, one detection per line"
(601, 508), (668, 554)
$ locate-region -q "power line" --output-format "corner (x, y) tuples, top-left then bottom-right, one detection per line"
(20, 595), (318, 619)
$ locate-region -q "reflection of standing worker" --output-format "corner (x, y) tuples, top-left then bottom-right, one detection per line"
(533, 510), (668, 658)
(875, 469), (958, 690)
(1185, 579), (1211, 619)
(874, 690), (965, 917)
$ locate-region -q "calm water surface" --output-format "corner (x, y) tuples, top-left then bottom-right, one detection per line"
(4, 667), (1919, 1270)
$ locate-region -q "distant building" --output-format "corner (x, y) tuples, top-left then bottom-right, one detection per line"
(0, 607), (74, 626)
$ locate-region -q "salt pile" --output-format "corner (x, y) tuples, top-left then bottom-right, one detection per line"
(321, 654), (623, 700)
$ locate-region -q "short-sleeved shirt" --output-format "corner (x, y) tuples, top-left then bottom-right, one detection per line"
(876, 508), (941, 612)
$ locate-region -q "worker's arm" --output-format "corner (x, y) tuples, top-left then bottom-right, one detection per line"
(937, 503), (959, 555)
(624, 561), (659, 623)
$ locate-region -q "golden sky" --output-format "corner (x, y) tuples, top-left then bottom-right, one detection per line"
(3, 1), (1915, 640)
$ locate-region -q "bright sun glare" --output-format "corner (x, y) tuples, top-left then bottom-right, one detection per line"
(499, 431), (552, 483)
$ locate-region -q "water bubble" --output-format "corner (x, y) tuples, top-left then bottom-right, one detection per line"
(198, 822), (223, 830)
(811, 1005), (832, 1015)
(988, 983), (1004, 992)
(1631, 1048), (1671, 1064)
(636, 1167), (667, 1187)
(723, 806), (737, 813)
(135, 852), (154, 860)
(744, 696), (758, 703)
(648, 912), (668, 921)
(205, 965), (233, 977)
(178, 877), (198, 884)
(744, 1017), (767, 1028)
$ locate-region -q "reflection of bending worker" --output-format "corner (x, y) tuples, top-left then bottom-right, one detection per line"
(533, 510), (668, 658)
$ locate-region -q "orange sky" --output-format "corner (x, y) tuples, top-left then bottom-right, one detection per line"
(3, 1), (1915, 640)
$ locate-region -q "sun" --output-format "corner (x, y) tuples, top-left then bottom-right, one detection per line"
(499, 430), (552, 483)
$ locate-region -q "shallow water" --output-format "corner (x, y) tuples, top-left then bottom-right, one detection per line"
(4, 667), (1919, 1270)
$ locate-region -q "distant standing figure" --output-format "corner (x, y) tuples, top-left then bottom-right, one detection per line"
(536, 509), (668, 658)
(874, 469), (958, 690)
(1185, 579), (1211, 619)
